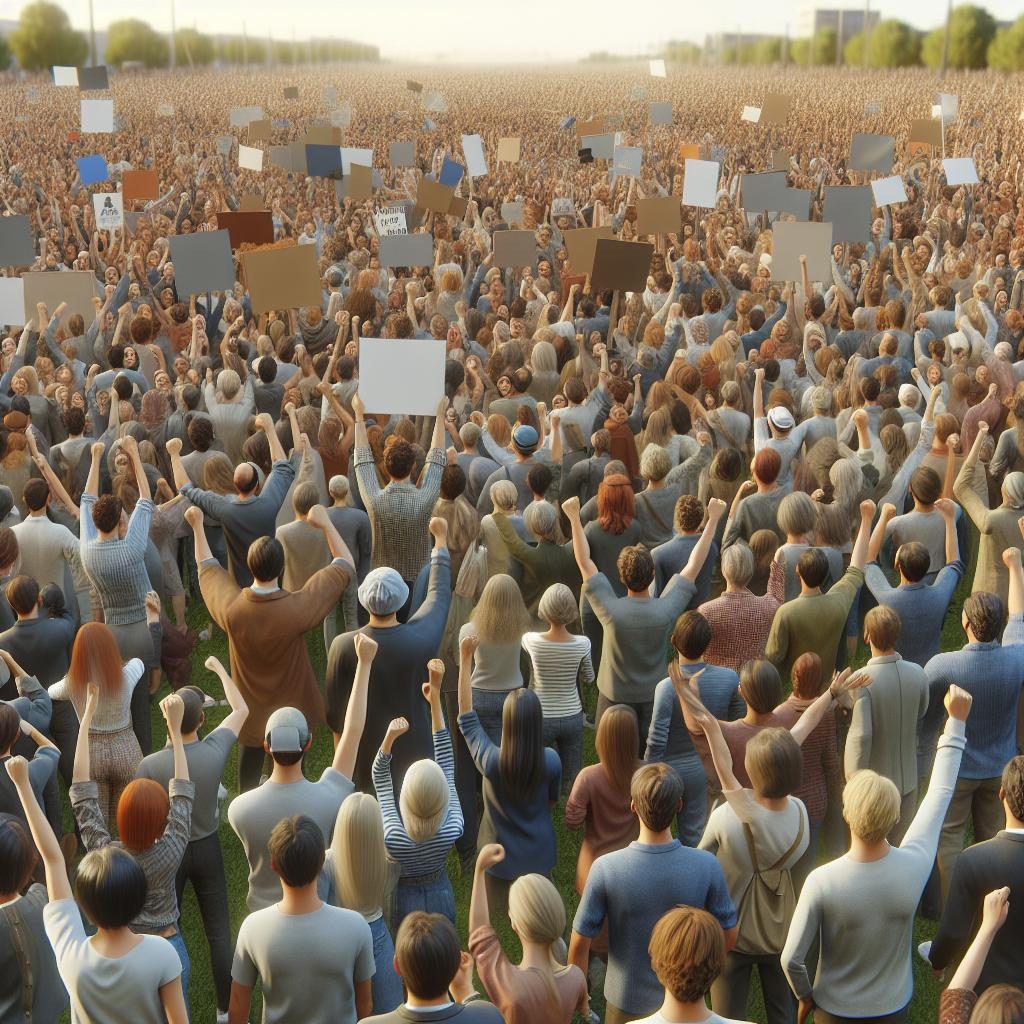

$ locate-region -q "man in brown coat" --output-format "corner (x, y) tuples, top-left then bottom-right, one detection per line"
(185, 502), (354, 791)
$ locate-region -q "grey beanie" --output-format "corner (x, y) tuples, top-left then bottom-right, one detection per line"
(358, 567), (409, 616)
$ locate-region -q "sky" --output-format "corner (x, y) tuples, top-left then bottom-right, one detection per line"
(1, 0), (1023, 61)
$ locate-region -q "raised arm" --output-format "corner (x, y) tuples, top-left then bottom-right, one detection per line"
(72, 684), (99, 784)
(945, 887), (1010, 993)
(333, 633), (376, 779)
(160, 693), (189, 783)
(256, 412), (287, 463)
(849, 500), (876, 572)
(203, 656), (249, 738)
(306, 503), (355, 573)
(936, 498), (960, 566)
(675, 668), (742, 792)
(121, 434), (151, 503)
(1005, 543), (1024, 619)
(561, 495), (598, 580)
(790, 668), (870, 746)
(469, 844), (505, 934)
(868, 503), (897, 564)
(184, 505), (215, 564)
(679, 497), (727, 583)
(84, 440), (105, 499)
(458, 633), (478, 716)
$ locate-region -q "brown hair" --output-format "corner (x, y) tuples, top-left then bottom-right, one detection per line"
(752, 447), (781, 485)
(970, 984), (1024, 1024)
(631, 762), (683, 832)
(963, 592), (1006, 644)
(394, 912), (462, 999)
(1001, 756), (1024, 821)
(864, 605), (901, 651)
(648, 906), (724, 1004)
(745, 728), (802, 799)
(596, 705), (641, 801)
(739, 660), (783, 714)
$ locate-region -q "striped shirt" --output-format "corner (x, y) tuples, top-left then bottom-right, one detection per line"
(372, 728), (463, 878)
(79, 496), (154, 625)
(522, 632), (593, 719)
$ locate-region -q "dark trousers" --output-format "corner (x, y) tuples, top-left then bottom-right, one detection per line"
(238, 744), (267, 793)
(596, 694), (654, 756)
(815, 1009), (908, 1024)
(130, 678), (152, 756)
(711, 951), (795, 1024)
(175, 832), (232, 1012)
(443, 689), (478, 860)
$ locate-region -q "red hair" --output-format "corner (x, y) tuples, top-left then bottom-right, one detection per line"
(117, 779), (169, 853)
(752, 448), (781, 485)
(597, 474), (636, 535)
(67, 623), (127, 699)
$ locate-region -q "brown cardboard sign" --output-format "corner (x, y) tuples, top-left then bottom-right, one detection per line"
(909, 119), (942, 148)
(564, 226), (614, 276)
(239, 193), (266, 212)
(122, 169), (159, 204)
(22, 271), (97, 324)
(497, 137), (521, 163)
(217, 211), (274, 249)
(247, 119), (272, 143)
(241, 245), (322, 314)
(493, 230), (536, 268)
(417, 179), (456, 215)
(590, 238), (654, 293)
(304, 126), (342, 147)
(636, 196), (681, 236)
(760, 94), (791, 125)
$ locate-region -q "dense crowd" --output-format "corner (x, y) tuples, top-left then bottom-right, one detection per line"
(0, 59), (1023, 1024)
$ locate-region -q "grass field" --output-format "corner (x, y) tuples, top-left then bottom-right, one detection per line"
(147, 555), (977, 1024)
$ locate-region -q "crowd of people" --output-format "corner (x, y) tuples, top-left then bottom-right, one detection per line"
(0, 59), (1023, 1024)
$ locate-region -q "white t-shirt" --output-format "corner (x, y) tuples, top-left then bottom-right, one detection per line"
(44, 898), (181, 1024)
(634, 1013), (752, 1024)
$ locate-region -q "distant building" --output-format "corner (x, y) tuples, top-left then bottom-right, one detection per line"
(796, 7), (880, 50)
(704, 32), (778, 63)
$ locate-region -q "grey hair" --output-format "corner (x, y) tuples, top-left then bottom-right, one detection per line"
(722, 542), (755, 586)
(524, 500), (559, 542)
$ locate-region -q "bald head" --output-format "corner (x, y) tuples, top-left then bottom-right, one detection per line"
(233, 462), (260, 495)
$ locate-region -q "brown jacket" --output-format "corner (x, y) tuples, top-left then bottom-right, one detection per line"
(199, 561), (348, 746)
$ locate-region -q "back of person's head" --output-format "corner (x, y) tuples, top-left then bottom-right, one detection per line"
(796, 548), (830, 589)
(332, 793), (388, 916)
(116, 779), (170, 853)
(778, 491), (817, 538)
(394, 912), (462, 999)
(175, 686), (205, 735)
(0, 705), (20, 756)
(328, 474), (351, 506)
(631, 762), (684, 832)
(257, 356), (277, 384)
(895, 541), (930, 582)
(721, 542), (755, 587)
(499, 688), (545, 800)
(524, 500), (559, 543)
(934, 413), (960, 447)
(597, 474), (634, 534)
(963, 592), (1006, 643)
(0, 817), (36, 894)
(76, 846), (148, 928)
(269, 815), (325, 888)
(22, 478), (49, 513)
(752, 447), (781, 485)
(509, 873), (566, 958)
(5, 575), (38, 616)
(596, 704), (639, 800)
(187, 415), (214, 453)
(971, 984), (1024, 1024)
(640, 444), (671, 483)
(384, 438), (416, 481)
(739, 659), (783, 714)
(909, 466), (942, 506)
(67, 621), (124, 696)
(538, 583), (579, 628)
(247, 536), (285, 583)
(1001, 756), (1024, 823)
(526, 462), (552, 498)
(672, 611), (712, 660)
(91, 494), (123, 534)
(400, 758), (450, 842)
(564, 376), (587, 404)
(218, 369), (241, 400)
(649, 906), (725, 1005)
(63, 406), (86, 436)
(674, 494), (704, 534)
(490, 479), (518, 514)
(440, 464), (466, 502)
(473, 573), (530, 643)
(745, 728), (802, 799)
(843, 770), (900, 843)
(617, 545), (655, 592)
(791, 652), (824, 700)
(864, 605), (901, 651)
(860, 376), (881, 403)
(291, 481), (319, 518)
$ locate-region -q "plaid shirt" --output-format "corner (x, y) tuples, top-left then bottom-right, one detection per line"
(354, 444), (446, 582)
(697, 557), (784, 671)
(70, 778), (194, 933)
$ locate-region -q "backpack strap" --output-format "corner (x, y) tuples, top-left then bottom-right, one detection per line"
(742, 806), (806, 874)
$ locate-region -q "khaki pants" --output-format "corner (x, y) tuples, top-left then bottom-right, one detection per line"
(604, 1004), (646, 1024)
(937, 775), (1003, 906)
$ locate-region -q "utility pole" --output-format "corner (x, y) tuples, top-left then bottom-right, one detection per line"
(88, 0), (96, 65)
(242, 20), (248, 67)
(169, 0), (177, 70)
(863, 0), (870, 69)
(939, 0), (953, 78)
(782, 22), (788, 66)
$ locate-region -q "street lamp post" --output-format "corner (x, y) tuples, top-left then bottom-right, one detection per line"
(939, 0), (953, 78)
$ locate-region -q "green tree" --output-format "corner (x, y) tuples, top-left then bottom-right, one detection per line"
(217, 36), (267, 64)
(0, 34), (12, 71)
(663, 41), (701, 64)
(868, 19), (921, 67)
(792, 28), (838, 65)
(843, 30), (866, 65)
(173, 28), (214, 66)
(988, 15), (1024, 71)
(922, 4), (995, 69)
(272, 40), (297, 65)
(9, 1), (87, 70)
(751, 37), (783, 64)
(105, 18), (168, 67)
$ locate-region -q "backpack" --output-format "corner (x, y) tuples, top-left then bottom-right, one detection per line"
(734, 810), (805, 957)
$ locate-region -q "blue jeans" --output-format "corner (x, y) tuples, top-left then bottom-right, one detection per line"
(668, 757), (710, 848)
(392, 873), (456, 936)
(369, 915), (404, 1014)
(472, 688), (511, 746)
(166, 928), (191, 1016)
(542, 712), (584, 791)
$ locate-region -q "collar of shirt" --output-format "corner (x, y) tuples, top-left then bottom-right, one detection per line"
(867, 653), (902, 664)
(406, 1002), (454, 1013)
(250, 583), (280, 595)
(1003, 828), (1024, 836)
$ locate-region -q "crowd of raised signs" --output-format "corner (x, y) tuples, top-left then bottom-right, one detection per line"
(0, 57), (1023, 1024)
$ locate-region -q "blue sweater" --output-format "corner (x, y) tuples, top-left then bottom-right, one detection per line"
(574, 839), (736, 1015)
(922, 614), (1024, 779)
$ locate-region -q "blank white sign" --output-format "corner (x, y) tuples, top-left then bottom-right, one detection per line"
(649, 59), (666, 78)
(0, 278), (26, 326)
(341, 148), (373, 175)
(682, 159), (720, 208)
(461, 134), (488, 178)
(238, 146), (264, 171)
(871, 175), (908, 207)
(81, 99), (114, 133)
(943, 158), (979, 186)
(53, 66), (78, 86)
(741, 106), (761, 123)
(358, 338), (446, 416)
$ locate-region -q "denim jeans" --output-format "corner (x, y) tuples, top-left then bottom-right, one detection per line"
(392, 872), (456, 936)
(542, 712), (584, 792)
(667, 756), (711, 848)
(472, 688), (512, 746)
(175, 833), (231, 1011)
(444, 689), (478, 860)
(369, 915), (404, 1014)
(165, 928), (191, 1015)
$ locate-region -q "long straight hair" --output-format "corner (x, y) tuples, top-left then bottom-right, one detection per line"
(471, 574), (531, 645)
(596, 705), (640, 800)
(331, 793), (388, 916)
(67, 623), (126, 699)
(499, 688), (545, 800)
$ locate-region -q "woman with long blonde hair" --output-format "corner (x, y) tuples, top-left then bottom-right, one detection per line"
(459, 573), (532, 743)
(325, 793), (404, 1013)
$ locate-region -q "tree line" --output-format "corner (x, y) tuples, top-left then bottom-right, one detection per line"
(0, 1), (380, 71)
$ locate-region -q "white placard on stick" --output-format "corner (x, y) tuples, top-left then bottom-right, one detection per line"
(0, 279), (26, 326)
(682, 159), (720, 208)
(871, 175), (908, 207)
(340, 148), (373, 175)
(81, 99), (114, 133)
(53, 66), (78, 86)
(741, 106), (761, 123)
(649, 59), (666, 78)
(373, 208), (408, 237)
(943, 157), (979, 186)
(358, 338), (445, 416)
(92, 192), (124, 231)
(461, 134), (488, 178)
(239, 146), (264, 171)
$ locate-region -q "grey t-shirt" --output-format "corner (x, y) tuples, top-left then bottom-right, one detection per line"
(885, 508), (946, 574)
(136, 728), (237, 841)
(228, 768), (354, 911)
(44, 898), (181, 1024)
(232, 903), (374, 1024)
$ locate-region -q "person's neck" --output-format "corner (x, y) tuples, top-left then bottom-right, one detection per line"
(91, 926), (141, 956)
(180, 730), (199, 744)
(756, 791), (790, 812)
(278, 880), (321, 916)
(518, 938), (555, 972)
(390, 473), (412, 485)
(1005, 808), (1024, 830)
(745, 709), (775, 726)
(0, 890), (17, 906)
(756, 479), (778, 494)
(723, 580), (749, 594)
(678, 655), (703, 668)
(16, 606), (39, 621)
(848, 834), (891, 862)
(270, 761), (305, 784)
(913, 500), (935, 513)
(28, 508), (46, 518)
(798, 581), (821, 596)
(253, 577), (278, 589)
(544, 623), (572, 642)
(407, 993), (453, 1009)
(786, 531), (812, 545)
(464, 444), (478, 455)
(637, 823), (674, 845)
(647, 478), (666, 491)
(869, 644), (895, 659)
(626, 587), (651, 599)
(97, 528), (118, 541)
(369, 613), (399, 628)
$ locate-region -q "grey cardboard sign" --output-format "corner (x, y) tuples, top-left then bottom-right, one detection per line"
(849, 133), (895, 174)
(740, 172), (788, 213)
(579, 133), (614, 161)
(649, 102), (672, 126)
(389, 141), (416, 168)
(169, 230), (235, 297)
(493, 229), (536, 268)
(822, 186), (874, 244)
(379, 232), (434, 268)
(0, 216), (36, 266)
(77, 65), (109, 91)
(777, 188), (811, 221)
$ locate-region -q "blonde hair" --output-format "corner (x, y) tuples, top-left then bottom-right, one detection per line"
(218, 369), (241, 400)
(331, 793), (388, 916)
(12, 366), (39, 395)
(843, 770), (900, 843)
(329, 475), (351, 505)
(490, 480), (518, 512)
(471, 573), (531, 643)
(399, 759), (450, 843)
(508, 873), (567, 973)
(538, 583), (579, 627)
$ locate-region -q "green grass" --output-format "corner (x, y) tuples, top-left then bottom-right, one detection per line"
(131, 540), (979, 1024)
